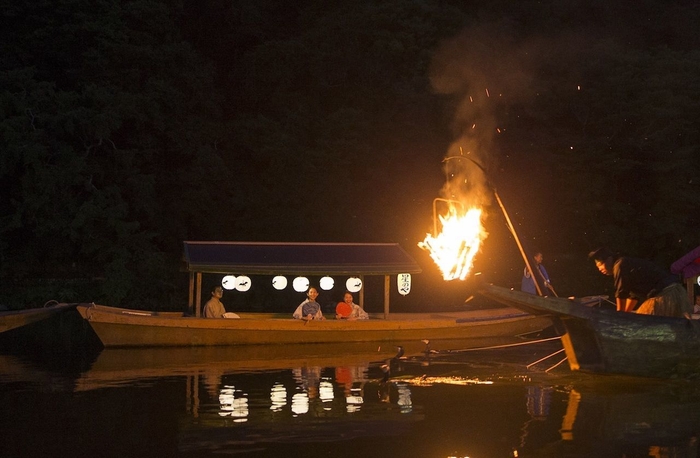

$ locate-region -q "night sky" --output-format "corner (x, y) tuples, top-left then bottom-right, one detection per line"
(1, 0), (699, 309)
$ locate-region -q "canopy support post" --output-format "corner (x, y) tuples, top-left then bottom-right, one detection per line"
(359, 275), (365, 309)
(384, 275), (390, 319)
(188, 272), (195, 315)
(687, 277), (695, 305)
(195, 272), (202, 317)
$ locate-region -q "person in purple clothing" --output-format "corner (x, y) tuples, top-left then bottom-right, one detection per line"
(589, 247), (692, 317)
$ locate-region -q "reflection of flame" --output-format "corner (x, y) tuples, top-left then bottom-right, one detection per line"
(418, 206), (486, 280)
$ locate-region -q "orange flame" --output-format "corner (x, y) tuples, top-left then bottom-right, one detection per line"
(418, 206), (487, 281)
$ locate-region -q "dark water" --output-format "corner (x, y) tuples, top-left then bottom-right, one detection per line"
(3, 332), (700, 458)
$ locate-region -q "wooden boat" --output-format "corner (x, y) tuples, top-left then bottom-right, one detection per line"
(76, 303), (552, 348)
(0, 301), (78, 334)
(479, 283), (700, 379)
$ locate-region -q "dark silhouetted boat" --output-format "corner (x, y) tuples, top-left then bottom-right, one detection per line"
(0, 301), (78, 334)
(479, 283), (700, 379)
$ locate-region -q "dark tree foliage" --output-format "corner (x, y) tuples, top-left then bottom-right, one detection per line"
(0, 0), (229, 308)
(1, 0), (699, 308)
(490, 21), (700, 294)
(202, 0), (469, 243)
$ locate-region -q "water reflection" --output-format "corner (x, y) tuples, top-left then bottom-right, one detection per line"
(530, 382), (700, 458)
(336, 365), (367, 412)
(270, 382), (287, 412)
(396, 382), (412, 413)
(195, 363), (379, 419)
(173, 345), (700, 457)
(218, 385), (248, 421)
(525, 385), (552, 420)
(3, 342), (700, 457)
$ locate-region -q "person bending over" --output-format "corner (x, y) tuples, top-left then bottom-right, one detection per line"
(589, 247), (691, 317)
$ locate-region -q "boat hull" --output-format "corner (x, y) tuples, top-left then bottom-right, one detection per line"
(0, 303), (78, 334)
(479, 283), (700, 378)
(77, 304), (552, 348)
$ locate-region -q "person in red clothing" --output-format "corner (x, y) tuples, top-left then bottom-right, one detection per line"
(335, 292), (369, 320)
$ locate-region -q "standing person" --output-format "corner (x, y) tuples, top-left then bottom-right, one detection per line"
(589, 247), (692, 317)
(335, 291), (369, 320)
(521, 251), (553, 295)
(293, 287), (325, 321)
(203, 286), (226, 318)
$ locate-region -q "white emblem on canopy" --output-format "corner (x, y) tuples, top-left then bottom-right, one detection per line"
(235, 276), (251, 292)
(346, 277), (362, 293)
(221, 275), (237, 290)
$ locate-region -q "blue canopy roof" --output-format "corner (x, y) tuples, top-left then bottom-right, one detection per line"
(183, 241), (422, 276)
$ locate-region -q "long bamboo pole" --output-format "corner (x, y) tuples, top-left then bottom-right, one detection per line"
(451, 155), (548, 296)
(493, 190), (543, 296)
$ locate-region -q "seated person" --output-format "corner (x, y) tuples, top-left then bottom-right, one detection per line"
(335, 292), (369, 320)
(203, 286), (239, 318)
(293, 287), (325, 320)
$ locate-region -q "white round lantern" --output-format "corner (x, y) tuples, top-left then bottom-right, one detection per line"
(221, 275), (237, 290)
(345, 277), (362, 293)
(272, 276), (288, 290)
(235, 276), (251, 292)
(293, 276), (310, 292)
(319, 276), (335, 291)
(397, 273), (411, 296)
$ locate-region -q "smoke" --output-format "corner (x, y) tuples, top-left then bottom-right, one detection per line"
(429, 21), (543, 208)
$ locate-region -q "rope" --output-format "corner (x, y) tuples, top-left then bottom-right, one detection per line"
(526, 348), (565, 369)
(438, 335), (561, 354)
(545, 357), (569, 372)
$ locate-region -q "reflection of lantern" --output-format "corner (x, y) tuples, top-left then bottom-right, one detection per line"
(397, 382), (413, 413)
(397, 273), (411, 296)
(270, 383), (287, 412)
(319, 380), (334, 402)
(346, 277), (362, 293)
(235, 276), (251, 292)
(293, 277), (310, 292)
(291, 392), (309, 415)
(222, 275), (237, 290)
(272, 276), (288, 290)
(319, 276), (334, 290)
